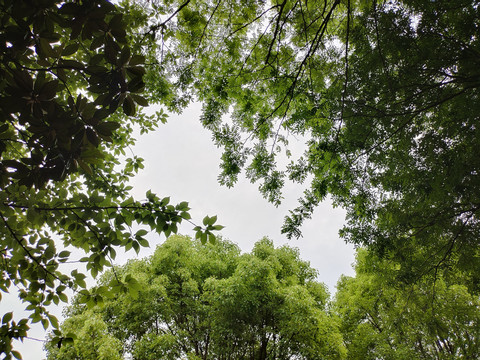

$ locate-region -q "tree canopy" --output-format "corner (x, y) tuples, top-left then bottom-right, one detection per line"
(137, 0), (480, 280)
(48, 237), (480, 359)
(2, 0), (480, 358)
(0, 1), (222, 357)
(45, 235), (346, 360)
(334, 249), (480, 359)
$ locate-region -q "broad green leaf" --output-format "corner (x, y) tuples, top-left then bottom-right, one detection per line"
(122, 94), (135, 116)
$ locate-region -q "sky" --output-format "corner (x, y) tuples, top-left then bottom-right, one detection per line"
(6, 102), (355, 360)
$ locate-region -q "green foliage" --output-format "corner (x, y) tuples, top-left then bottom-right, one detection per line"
(204, 238), (345, 359)
(139, 0), (480, 280)
(46, 235), (346, 360)
(0, 0), (147, 187)
(45, 311), (123, 360)
(3, 0), (480, 357)
(0, 1), (222, 358)
(334, 249), (480, 359)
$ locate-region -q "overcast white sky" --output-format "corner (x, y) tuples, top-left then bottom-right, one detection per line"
(6, 102), (355, 359)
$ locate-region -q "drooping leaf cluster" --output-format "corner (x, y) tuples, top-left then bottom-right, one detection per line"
(45, 235), (346, 360)
(140, 0), (480, 280)
(0, 1), (222, 358)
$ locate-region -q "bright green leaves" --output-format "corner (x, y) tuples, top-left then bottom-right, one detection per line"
(76, 274), (142, 307)
(46, 312), (122, 360)
(201, 237), (345, 359)
(334, 248), (480, 359)
(123, 274), (143, 299)
(144, 0), (480, 285)
(46, 236), (344, 360)
(194, 215), (224, 245)
(143, 0), (345, 232)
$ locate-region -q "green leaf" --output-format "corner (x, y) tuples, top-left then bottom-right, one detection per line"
(132, 241), (140, 254)
(60, 59), (84, 69)
(129, 93), (149, 106)
(203, 215), (217, 226)
(2, 312), (13, 324)
(122, 94), (135, 116)
(135, 229), (148, 237)
(137, 238), (149, 247)
(26, 208), (41, 226)
(129, 54), (145, 66)
(96, 121), (120, 136)
(86, 127), (100, 147)
(47, 314), (59, 329)
(77, 159), (93, 175)
(39, 38), (56, 58)
(58, 251), (70, 258)
(62, 43), (79, 56)
(208, 232), (216, 244)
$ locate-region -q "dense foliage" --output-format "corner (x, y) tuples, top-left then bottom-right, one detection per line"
(45, 235), (346, 360)
(138, 0), (480, 280)
(49, 237), (480, 359)
(2, 0), (480, 358)
(0, 1), (221, 357)
(334, 249), (480, 359)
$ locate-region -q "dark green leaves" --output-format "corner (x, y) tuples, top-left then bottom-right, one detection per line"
(129, 93), (149, 107)
(0, 0), (149, 188)
(0, 1), (174, 357)
(0, 316), (29, 360)
(96, 121), (121, 136)
(62, 43), (79, 57)
(122, 94), (136, 116)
